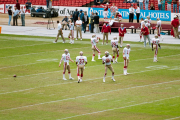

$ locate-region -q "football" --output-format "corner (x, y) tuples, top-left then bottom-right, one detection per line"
(106, 58), (110, 62)
(13, 75), (17, 77)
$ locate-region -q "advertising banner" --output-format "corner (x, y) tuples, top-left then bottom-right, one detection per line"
(0, 4), (4, 13)
(88, 7), (171, 21)
(57, 6), (88, 16)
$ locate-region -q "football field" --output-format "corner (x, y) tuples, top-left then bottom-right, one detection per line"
(0, 34), (180, 120)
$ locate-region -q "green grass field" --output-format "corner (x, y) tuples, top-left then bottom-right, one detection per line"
(0, 34), (180, 120)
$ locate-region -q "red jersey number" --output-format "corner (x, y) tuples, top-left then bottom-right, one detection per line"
(66, 56), (70, 60)
(79, 59), (84, 64)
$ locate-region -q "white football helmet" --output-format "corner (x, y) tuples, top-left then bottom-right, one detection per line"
(64, 49), (68, 54)
(157, 17), (160, 20)
(92, 34), (96, 38)
(126, 44), (130, 49)
(79, 51), (83, 56)
(155, 34), (158, 38)
(113, 36), (117, 40)
(105, 51), (109, 56)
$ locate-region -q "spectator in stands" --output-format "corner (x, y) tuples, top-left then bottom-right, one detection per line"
(145, 0), (149, 10)
(114, 12), (122, 22)
(75, 17), (83, 40)
(13, 7), (19, 26)
(97, 0), (104, 4)
(25, 0), (32, 10)
(94, 0), (100, 5)
(139, 0), (144, 9)
(171, 15), (179, 38)
(15, 0), (20, 11)
(161, 0), (165, 10)
(61, 16), (69, 30)
(79, 10), (84, 31)
(90, 12), (94, 33)
(129, 4), (135, 23)
(101, 23), (111, 45)
(158, 0), (162, 10)
(8, 6), (12, 26)
(73, 9), (79, 23)
(127, 0), (133, 3)
(20, 6), (25, 26)
(173, 0), (178, 13)
(150, 3), (155, 10)
(82, 11), (89, 33)
(110, 3), (118, 18)
(94, 12), (100, 33)
(141, 24), (151, 47)
(46, 0), (49, 8)
(136, 4), (140, 23)
(103, 0), (109, 4)
(167, 0), (172, 11)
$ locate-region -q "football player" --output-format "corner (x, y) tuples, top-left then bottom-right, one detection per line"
(76, 51), (87, 83)
(139, 18), (145, 42)
(68, 19), (74, 44)
(123, 44), (131, 75)
(91, 34), (101, 61)
(152, 35), (161, 62)
(59, 49), (74, 80)
(111, 36), (119, 63)
(156, 18), (164, 41)
(102, 51), (115, 82)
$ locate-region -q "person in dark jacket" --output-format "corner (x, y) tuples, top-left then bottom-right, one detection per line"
(73, 9), (79, 23)
(82, 11), (89, 33)
(94, 12), (100, 33)
(90, 12), (94, 33)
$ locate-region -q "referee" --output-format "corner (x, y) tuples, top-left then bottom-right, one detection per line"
(129, 4), (135, 23)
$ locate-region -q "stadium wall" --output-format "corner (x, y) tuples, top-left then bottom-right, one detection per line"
(1, 4), (172, 21)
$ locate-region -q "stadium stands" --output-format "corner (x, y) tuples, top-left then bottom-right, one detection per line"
(0, 0), (178, 12)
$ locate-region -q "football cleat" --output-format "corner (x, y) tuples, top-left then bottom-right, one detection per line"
(69, 77), (74, 80)
(78, 79), (80, 83)
(103, 78), (105, 82)
(91, 59), (96, 61)
(63, 78), (67, 80)
(112, 78), (115, 82)
(53, 41), (57, 43)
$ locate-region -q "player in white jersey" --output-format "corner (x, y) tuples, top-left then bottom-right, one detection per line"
(123, 44), (131, 75)
(59, 49), (74, 80)
(139, 18), (145, 42)
(156, 18), (164, 41)
(76, 51), (87, 83)
(146, 16), (151, 32)
(111, 36), (119, 63)
(144, 19), (150, 30)
(102, 51), (115, 82)
(152, 35), (161, 62)
(68, 19), (74, 44)
(91, 34), (101, 61)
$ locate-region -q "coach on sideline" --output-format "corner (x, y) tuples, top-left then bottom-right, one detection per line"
(141, 24), (151, 47)
(101, 23), (111, 45)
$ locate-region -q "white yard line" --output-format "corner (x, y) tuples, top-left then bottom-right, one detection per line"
(0, 79), (179, 112)
(165, 116), (180, 120)
(0, 43), (51, 50)
(0, 46), (90, 59)
(57, 96), (180, 120)
(0, 69), (166, 95)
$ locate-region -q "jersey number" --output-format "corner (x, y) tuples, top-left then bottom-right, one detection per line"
(79, 59), (84, 64)
(66, 56), (70, 60)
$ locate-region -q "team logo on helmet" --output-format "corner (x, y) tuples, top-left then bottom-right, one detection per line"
(113, 36), (117, 39)
(105, 51), (109, 56)
(79, 51), (83, 56)
(64, 49), (68, 54)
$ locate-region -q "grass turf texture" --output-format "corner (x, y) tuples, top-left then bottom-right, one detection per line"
(0, 34), (180, 120)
